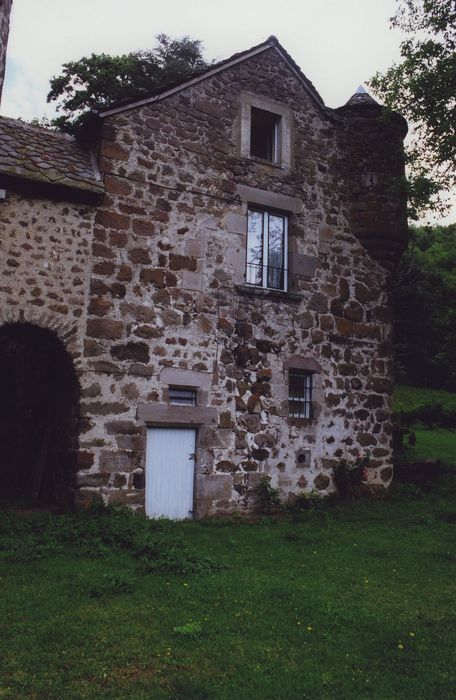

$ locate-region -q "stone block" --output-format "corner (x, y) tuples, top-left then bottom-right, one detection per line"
(86, 318), (124, 339)
(105, 420), (139, 435)
(169, 254), (197, 271)
(354, 323), (381, 341)
(80, 401), (128, 416)
(336, 318), (354, 336)
(128, 248), (151, 264)
(132, 219), (155, 236)
(313, 473), (331, 491)
(309, 292), (328, 313)
(77, 451), (94, 469)
(225, 246), (245, 269)
(182, 270), (203, 290)
(116, 435), (145, 450)
(219, 412), (232, 428)
(76, 471), (110, 487)
(195, 474), (232, 501)
(99, 450), (137, 473)
(107, 490), (145, 506)
(111, 342), (150, 363)
(225, 212), (247, 235)
(96, 210), (129, 230)
(291, 254), (317, 278)
(100, 141), (129, 161)
(216, 460), (236, 472)
(88, 298), (112, 317)
(186, 239), (203, 257)
(104, 174), (131, 195)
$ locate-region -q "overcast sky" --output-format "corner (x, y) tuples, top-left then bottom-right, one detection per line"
(1, 0), (453, 222)
(2, 0), (404, 118)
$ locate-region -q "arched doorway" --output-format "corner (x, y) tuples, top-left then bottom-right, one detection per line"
(0, 322), (80, 507)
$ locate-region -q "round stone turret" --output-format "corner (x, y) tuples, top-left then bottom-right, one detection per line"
(336, 87), (408, 268)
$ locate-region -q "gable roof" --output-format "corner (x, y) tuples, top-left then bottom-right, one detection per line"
(0, 116), (104, 203)
(96, 36), (327, 118)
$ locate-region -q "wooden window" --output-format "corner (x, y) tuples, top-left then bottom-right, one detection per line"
(250, 107), (280, 162)
(246, 209), (288, 291)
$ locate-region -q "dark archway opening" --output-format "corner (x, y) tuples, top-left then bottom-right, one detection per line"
(0, 322), (80, 508)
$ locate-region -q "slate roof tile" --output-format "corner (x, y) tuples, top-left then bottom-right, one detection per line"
(0, 116), (104, 195)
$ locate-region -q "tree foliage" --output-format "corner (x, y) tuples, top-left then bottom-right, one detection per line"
(369, 0), (456, 217)
(47, 34), (208, 133)
(393, 224), (456, 390)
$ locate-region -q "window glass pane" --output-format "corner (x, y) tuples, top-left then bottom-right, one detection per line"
(267, 214), (285, 289)
(250, 108), (278, 161)
(247, 210), (264, 286)
(169, 387), (197, 406)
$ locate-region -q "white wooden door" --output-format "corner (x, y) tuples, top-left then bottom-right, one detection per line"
(145, 427), (196, 519)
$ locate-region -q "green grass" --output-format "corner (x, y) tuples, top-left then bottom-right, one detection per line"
(1, 386), (454, 699)
(407, 428), (456, 464)
(1, 489), (456, 700)
(394, 384), (456, 465)
(394, 384), (456, 413)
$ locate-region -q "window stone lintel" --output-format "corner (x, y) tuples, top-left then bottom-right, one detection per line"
(137, 404), (217, 427)
(285, 356), (322, 373)
(236, 184), (302, 213)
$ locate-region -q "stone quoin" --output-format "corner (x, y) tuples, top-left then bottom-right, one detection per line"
(0, 28), (408, 516)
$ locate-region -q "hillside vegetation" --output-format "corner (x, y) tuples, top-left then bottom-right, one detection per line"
(393, 225), (456, 392)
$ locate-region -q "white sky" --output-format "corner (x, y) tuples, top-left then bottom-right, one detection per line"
(1, 0), (454, 223)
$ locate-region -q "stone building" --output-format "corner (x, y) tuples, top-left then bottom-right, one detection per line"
(0, 35), (408, 517)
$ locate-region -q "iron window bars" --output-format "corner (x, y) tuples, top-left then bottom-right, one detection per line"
(288, 369), (313, 419)
(168, 387), (197, 406)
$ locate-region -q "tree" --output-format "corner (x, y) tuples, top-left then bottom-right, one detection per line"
(47, 34), (208, 133)
(393, 224), (456, 390)
(369, 0), (456, 218)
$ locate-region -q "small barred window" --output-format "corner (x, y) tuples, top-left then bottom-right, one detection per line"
(288, 369), (312, 419)
(168, 387), (197, 406)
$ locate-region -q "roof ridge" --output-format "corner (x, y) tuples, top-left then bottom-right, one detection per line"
(96, 36), (326, 118)
(0, 115), (76, 142)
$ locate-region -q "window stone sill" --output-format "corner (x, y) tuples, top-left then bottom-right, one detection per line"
(235, 284), (302, 302)
(247, 156), (285, 170)
(287, 417), (314, 428)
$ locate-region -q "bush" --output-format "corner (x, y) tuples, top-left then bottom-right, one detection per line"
(394, 402), (456, 429)
(333, 457), (369, 500)
(254, 476), (282, 513)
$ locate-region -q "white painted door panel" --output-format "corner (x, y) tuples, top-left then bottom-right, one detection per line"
(146, 427), (196, 519)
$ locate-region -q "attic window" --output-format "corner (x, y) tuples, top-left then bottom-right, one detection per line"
(168, 387), (197, 406)
(250, 107), (280, 162)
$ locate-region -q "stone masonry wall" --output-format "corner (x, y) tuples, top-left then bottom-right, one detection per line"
(0, 193), (96, 367)
(78, 47), (396, 515)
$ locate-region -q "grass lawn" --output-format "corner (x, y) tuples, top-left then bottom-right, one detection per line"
(394, 383), (456, 466)
(1, 483), (456, 699)
(1, 386), (454, 699)
(407, 427), (456, 464)
(393, 384), (456, 413)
